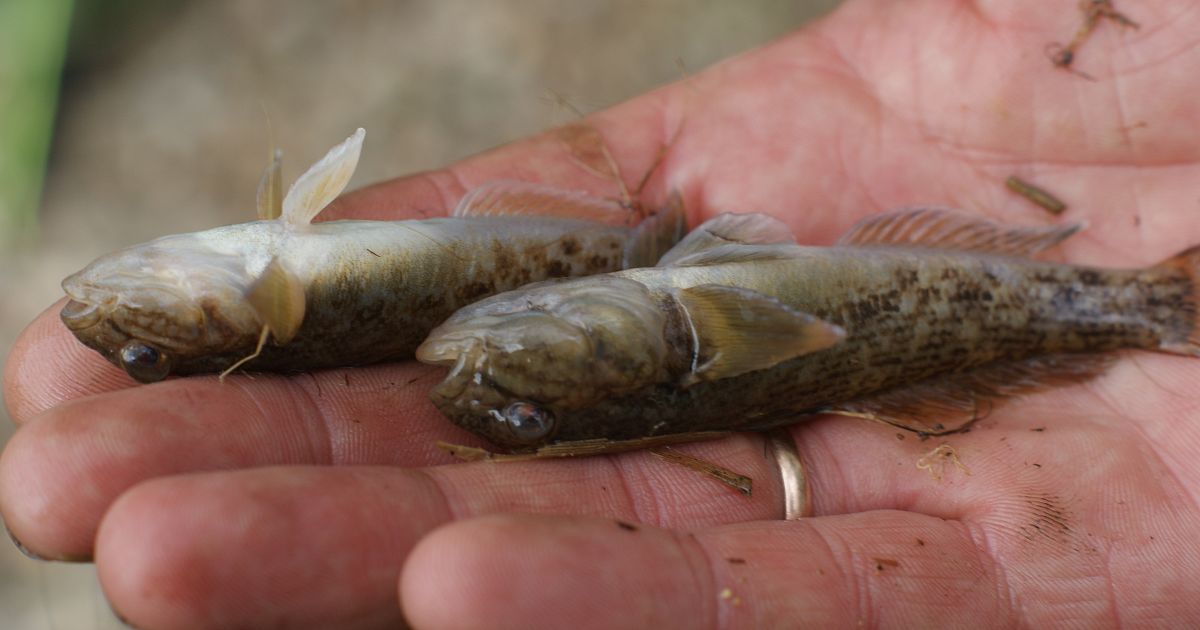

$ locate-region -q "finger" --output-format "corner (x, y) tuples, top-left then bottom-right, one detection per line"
(0, 362), (459, 558)
(0, 386), (794, 560)
(8, 313), (1195, 560)
(90, 451), (778, 630)
(2, 300), (135, 424)
(95, 466), (450, 630)
(321, 102), (679, 223)
(400, 512), (1005, 629)
(86, 423), (1194, 630)
(0, 347), (1151, 559)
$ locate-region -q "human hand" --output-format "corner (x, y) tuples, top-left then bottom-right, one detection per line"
(5, 0), (1200, 627)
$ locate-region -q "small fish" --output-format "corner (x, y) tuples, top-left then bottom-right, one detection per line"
(61, 129), (684, 382)
(418, 208), (1200, 453)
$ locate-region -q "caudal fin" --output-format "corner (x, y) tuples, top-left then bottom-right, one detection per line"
(1154, 245), (1200, 356)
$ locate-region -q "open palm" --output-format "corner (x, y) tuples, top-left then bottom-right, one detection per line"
(5, 1), (1200, 627)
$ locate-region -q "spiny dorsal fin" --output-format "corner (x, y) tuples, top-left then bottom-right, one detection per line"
(675, 284), (844, 386)
(256, 149), (283, 220)
(836, 208), (1083, 257)
(621, 190), (687, 268)
(658, 212), (796, 266)
(453, 180), (632, 225)
(281, 128), (364, 227)
(823, 352), (1116, 434)
(245, 257), (306, 345)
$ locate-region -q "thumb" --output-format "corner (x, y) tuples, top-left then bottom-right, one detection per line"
(316, 89), (679, 223)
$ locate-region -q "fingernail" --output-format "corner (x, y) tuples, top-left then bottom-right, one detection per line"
(5, 522), (46, 561)
(5, 522), (93, 562)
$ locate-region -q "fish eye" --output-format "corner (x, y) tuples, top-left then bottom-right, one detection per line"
(118, 341), (172, 383)
(496, 401), (556, 445)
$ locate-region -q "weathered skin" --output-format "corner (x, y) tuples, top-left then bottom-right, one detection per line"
(61, 216), (635, 378)
(420, 240), (1200, 451)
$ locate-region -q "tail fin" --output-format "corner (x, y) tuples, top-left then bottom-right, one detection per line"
(621, 191), (688, 268)
(1154, 245), (1200, 356)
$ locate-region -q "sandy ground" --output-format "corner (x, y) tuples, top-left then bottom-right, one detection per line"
(0, 0), (841, 626)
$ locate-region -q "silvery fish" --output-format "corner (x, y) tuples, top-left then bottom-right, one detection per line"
(418, 209), (1200, 454)
(61, 128), (684, 382)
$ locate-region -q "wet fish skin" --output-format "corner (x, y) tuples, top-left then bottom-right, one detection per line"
(62, 216), (635, 378)
(419, 210), (1200, 451)
(60, 128), (685, 382)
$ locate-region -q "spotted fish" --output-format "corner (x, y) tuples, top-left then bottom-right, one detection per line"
(61, 129), (684, 382)
(418, 209), (1200, 453)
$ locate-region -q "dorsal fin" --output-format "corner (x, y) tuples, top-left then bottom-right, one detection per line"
(675, 284), (844, 386)
(452, 180), (632, 225)
(658, 212), (795, 266)
(823, 352), (1116, 435)
(554, 121), (627, 202)
(256, 149), (283, 220)
(281, 128), (364, 227)
(836, 208), (1083, 257)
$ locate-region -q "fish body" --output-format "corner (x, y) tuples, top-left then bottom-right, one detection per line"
(418, 209), (1200, 451)
(61, 129), (683, 382)
(64, 216), (639, 377)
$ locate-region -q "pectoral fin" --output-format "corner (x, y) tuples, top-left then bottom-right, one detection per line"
(245, 257), (306, 344)
(281, 128), (364, 226)
(676, 285), (844, 385)
(658, 212), (795, 266)
(823, 352), (1116, 435)
(621, 190), (687, 268)
(836, 208), (1083, 257)
(256, 149), (283, 220)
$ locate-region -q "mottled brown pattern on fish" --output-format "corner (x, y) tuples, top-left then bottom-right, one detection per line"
(528, 247), (1193, 443)
(220, 234), (619, 374)
(163, 220), (628, 375)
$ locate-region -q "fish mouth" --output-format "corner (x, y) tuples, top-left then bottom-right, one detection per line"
(417, 312), (512, 366)
(60, 299), (106, 332)
(60, 270), (115, 330)
(415, 335), (467, 367)
(418, 334), (514, 414)
(418, 332), (484, 401)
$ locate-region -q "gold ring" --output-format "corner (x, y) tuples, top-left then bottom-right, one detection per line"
(768, 428), (811, 519)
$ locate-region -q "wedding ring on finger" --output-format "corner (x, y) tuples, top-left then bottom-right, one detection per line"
(768, 428), (811, 520)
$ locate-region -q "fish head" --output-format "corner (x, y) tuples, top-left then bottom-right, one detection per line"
(60, 231), (265, 382)
(417, 275), (670, 450)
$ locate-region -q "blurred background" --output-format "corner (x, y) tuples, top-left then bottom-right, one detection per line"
(0, 0), (841, 626)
